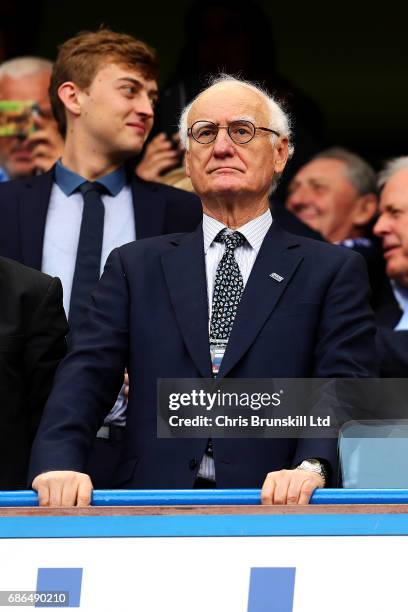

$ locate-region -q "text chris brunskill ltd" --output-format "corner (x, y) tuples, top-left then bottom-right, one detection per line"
(168, 415), (332, 428)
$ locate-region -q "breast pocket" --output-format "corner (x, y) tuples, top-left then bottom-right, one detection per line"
(267, 302), (321, 321)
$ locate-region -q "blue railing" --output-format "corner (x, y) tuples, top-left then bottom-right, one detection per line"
(1, 489), (408, 507)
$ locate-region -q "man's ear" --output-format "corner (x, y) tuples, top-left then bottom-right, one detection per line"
(57, 81), (83, 118)
(273, 137), (289, 173)
(352, 193), (378, 227)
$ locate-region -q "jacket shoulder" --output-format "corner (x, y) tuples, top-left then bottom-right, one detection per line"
(155, 181), (200, 204)
(0, 176), (27, 198)
(117, 232), (189, 259)
(0, 171), (53, 199)
(0, 256), (55, 293)
(284, 228), (364, 264)
(132, 175), (200, 204)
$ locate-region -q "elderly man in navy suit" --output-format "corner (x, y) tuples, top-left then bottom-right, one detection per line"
(29, 75), (376, 506)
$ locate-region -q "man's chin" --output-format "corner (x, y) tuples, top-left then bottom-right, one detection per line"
(386, 260), (408, 287)
(209, 178), (245, 196)
(111, 142), (144, 160)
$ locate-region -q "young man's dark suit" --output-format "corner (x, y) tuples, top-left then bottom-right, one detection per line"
(29, 223), (377, 489)
(0, 166), (202, 487)
(0, 257), (67, 489)
(0, 167), (202, 270)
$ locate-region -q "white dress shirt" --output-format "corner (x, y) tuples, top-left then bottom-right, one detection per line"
(203, 208), (273, 320)
(42, 184), (135, 315)
(41, 160), (135, 427)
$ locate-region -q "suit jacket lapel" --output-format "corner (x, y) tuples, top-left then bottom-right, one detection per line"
(217, 223), (303, 378)
(161, 225), (212, 378)
(130, 175), (167, 239)
(18, 169), (54, 269)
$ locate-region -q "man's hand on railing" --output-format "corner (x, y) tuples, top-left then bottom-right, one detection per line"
(261, 469), (324, 505)
(32, 471), (93, 507)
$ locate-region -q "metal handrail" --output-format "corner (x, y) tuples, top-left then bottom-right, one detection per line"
(1, 489), (408, 507)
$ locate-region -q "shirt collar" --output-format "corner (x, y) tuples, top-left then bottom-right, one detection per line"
(335, 237), (373, 248)
(54, 159), (126, 197)
(203, 208), (272, 254)
(391, 280), (408, 312)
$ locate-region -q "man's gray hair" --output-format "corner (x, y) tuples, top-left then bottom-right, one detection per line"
(377, 157), (408, 190)
(178, 73), (294, 158)
(313, 147), (377, 196)
(0, 56), (52, 80)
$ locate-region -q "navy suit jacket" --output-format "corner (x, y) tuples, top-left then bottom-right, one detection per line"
(29, 223), (377, 489)
(0, 167), (202, 269)
(373, 277), (408, 377)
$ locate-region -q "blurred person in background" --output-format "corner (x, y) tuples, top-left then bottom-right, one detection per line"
(286, 148), (378, 244)
(373, 158), (408, 376)
(0, 57), (64, 181)
(285, 147), (385, 302)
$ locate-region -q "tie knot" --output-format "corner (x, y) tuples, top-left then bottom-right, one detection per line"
(215, 229), (246, 251)
(78, 181), (108, 195)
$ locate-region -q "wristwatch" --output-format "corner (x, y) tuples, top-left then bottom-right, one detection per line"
(296, 459), (328, 486)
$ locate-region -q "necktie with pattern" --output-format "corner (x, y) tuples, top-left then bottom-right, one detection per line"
(196, 229), (246, 485)
(209, 228), (246, 375)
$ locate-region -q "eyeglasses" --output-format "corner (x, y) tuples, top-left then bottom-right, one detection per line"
(187, 120), (280, 145)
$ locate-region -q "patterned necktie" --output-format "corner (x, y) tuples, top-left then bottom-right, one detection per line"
(196, 228), (247, 484)
(68, 181), (106, 331)
(209, 228), (246, 375)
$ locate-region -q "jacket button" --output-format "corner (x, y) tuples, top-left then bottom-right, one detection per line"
(189, 458), (198, 470)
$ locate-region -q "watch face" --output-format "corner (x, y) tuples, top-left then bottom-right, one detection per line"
(305, 459), (320, 467)
(299, 460), (326, 483)
(299, 460), (317, 471)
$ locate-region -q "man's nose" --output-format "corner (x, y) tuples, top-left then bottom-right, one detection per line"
(373, 213), (390, 237)
(212, 128), (235, 156)
(136, 91), (154, 118)
(286, 185), (311, 210)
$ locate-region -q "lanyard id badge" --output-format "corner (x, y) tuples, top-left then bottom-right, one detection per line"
(210, 340), (227, 377)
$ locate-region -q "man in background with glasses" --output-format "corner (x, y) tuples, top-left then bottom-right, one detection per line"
(29, 76), (376, 506)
